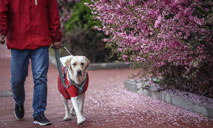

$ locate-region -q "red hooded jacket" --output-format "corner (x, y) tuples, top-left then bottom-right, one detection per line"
(0, 0), (62, 49)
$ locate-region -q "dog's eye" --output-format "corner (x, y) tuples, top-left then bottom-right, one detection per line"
(73, 63), (76, 66)
(81, 63), (84, 66)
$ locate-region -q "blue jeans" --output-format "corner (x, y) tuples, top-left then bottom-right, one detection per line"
(10, 47), (49, 118)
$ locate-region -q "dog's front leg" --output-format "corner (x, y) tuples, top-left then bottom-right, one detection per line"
(78, 94), (85, 114)
(71, 106), (76, 116)
(61, 95), (71, 121)
(71, 94), (85, 116)
(71, 96), (86, 125)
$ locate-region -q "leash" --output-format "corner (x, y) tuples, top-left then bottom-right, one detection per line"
(54, 45), (88, 94)
(54, 48), (69, 89)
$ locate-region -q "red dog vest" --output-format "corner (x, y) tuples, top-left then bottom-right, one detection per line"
(58, 67), (89, 99)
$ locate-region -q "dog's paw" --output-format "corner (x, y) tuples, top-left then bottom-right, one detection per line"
(63, 116), (71, 121)
(77, 116), (86, 125)
(71, 108), (76, 116)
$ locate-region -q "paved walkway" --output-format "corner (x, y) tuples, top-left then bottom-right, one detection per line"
(0, 44), (213, 128)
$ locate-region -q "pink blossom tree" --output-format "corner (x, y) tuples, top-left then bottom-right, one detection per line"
(88, 0), (213, 96)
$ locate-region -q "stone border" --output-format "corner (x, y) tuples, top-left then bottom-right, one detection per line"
(0, 90), (13, 97)
(49, 54), (132, 70)
(124, 80), (213, 118)
(88, 62), (132, 70)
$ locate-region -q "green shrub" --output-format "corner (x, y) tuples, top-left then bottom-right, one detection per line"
(65, 0), (101, 31)
(60, 0), (116, 62)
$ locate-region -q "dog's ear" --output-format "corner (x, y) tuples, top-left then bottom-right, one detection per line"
(65, 57), (72, 69)
(85, 57), (90, 69)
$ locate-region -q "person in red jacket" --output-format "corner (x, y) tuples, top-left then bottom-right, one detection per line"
(0, 0), (62, 126)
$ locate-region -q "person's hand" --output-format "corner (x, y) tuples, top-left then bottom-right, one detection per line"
(53, 42), (62, 49)
(0, 35), (6, 44)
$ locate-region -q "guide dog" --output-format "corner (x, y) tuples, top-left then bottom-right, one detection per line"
(58, 56), (90, 125)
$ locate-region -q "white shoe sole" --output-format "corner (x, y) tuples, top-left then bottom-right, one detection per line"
(33, 121), (51, 126)
(14, 111), (23, 120)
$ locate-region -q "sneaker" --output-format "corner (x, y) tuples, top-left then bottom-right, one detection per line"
(33, 114), (51, 126)
(14, 104), (24, 120)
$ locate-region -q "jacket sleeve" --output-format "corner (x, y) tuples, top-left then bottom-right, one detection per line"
(48, 0), (62, 43)
(0, 0), (9, 35)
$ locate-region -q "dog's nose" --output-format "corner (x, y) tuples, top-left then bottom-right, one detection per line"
(77, 70), (82, 76)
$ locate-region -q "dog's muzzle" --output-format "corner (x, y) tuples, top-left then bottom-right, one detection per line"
(77, 70), (82, 76)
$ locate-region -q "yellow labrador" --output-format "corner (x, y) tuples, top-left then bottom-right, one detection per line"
(58, 55), (90, 125)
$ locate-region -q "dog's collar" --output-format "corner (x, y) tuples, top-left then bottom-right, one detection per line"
(65, 67), (88, 95)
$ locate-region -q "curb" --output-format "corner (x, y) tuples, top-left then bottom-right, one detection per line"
(125, 80), (213, 118)
(49, 54), (132, 70)
(88, 62), (131, 70)
(0, 90), (13, 97)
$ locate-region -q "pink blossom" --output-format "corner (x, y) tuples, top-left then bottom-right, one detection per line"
(103, 38), (109, 42)
(122, 55), (128, 61)
(154, 16), (162, 28)
(194, 16), (203, 25)
(184, 8), (193, 16)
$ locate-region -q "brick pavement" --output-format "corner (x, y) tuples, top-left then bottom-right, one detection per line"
(0, 45), (213, 128)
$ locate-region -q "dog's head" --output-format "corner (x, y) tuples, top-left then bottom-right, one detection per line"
(65, 56), (90, 77)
